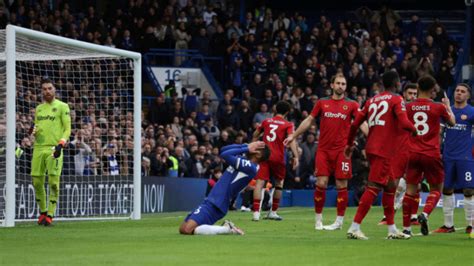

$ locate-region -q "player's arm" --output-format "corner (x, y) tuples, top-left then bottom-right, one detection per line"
(345, 103), (368, 158)
(441, 96), (455, 126)
(220, 142), (265, 176)
(61, 104), (72, 142)
(284, 115), (314, 146)
(284, 101), (320, 146)
(359, 122), (369, 137)
(352, 102), (369, 137)
(393, 98), (417, 134)
(289, 138), (299, 170)
(252, 127), (262, 142)
(53, 104), (72, 158)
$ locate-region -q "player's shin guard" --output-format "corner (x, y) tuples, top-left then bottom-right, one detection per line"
(337, 188), (348, 217)
(403, 194), (416, 228)
(314, 185), (326, 214)
(47, 175), (60, 217)
(464, 196), (473, 227)
(382, 189), (396, 225)
(423, 191), (441, 216)
(32, 175), (47, 212)
(442, 194), (455, 227)
(354, 186), (380, 224)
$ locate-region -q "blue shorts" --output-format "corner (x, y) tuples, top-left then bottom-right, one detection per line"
(184, 200), (225, 226)
(444, 159), (474, 189)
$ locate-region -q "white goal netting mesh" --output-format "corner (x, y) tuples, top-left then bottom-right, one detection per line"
(0, 30), (137, 222)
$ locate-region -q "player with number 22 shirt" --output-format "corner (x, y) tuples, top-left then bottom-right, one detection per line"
(345, 71), (417, 240)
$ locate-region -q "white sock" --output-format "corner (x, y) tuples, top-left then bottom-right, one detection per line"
(403, 226), (411, 232)
(464, 196), (473, 227)
(349, 222), (360, 231)
(411, 214), (417, 219)
(422, 212), (428, 218)
(336, 216), (344, 224)
(442, 194), (455, 227)
(194, 225), (231, 235)
(315, 213), (322, 222)
(388, 224), (398, 234)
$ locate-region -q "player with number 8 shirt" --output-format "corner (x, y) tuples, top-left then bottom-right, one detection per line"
(402, 76), (455, 236)
(284, 74), (365, 230)
(345, 71), (417, 240)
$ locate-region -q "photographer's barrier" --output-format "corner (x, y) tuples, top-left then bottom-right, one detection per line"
(4, 176), (467, 218)
(141, 177), (468, 213)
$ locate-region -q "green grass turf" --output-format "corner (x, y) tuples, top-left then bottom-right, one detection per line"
(0, 207), (472, 266)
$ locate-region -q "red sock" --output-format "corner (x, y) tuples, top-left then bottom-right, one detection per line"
(272, 197), (280, 211)
(423, 190), (441, 216)
(354, 186), (380, 224)
(314, 186), (326, 214)
(336, 188), (348, 216)
(382, 190), (396, 225)
(402, 194), (416, 227)
(412, 191), (420, 216)
(253, 198), (261, 212)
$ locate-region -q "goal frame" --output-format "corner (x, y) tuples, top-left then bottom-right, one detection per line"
(3, 25), (142, 227)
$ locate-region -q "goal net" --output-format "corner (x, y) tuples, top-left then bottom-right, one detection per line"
(0, 25), (141, 227)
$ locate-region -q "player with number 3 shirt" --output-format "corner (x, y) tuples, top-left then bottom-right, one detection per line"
(252, 101), (299, 222)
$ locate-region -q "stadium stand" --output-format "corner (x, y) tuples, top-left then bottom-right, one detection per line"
(4, 0), (470, 190)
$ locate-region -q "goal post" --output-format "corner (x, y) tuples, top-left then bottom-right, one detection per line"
(1, 25), (141, 227)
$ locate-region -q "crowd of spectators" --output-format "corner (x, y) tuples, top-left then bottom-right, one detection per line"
(6, 1), (461, 190)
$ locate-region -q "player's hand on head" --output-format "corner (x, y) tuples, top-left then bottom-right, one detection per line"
(248, 141), (265, 153)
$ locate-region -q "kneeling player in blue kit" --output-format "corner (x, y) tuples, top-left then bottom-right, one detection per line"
(179, 141), (269, 235)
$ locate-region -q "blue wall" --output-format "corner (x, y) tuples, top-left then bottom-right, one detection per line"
(142, 177), (467, 213)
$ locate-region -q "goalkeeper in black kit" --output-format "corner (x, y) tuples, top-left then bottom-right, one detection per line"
(30, 78), (71, 226)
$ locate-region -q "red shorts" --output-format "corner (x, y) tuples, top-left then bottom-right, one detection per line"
(406, 153), (444, 185)
(367, 154), (394, 186)
(255, 160), (286, 181)
(392, 150), (409, 178)
(315, 150), (352, 179)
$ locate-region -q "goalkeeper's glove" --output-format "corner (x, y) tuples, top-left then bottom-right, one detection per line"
(52, 139), (66, 158)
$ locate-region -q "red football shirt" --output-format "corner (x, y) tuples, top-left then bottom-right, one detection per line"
(310, 97), (359, 151)
(406, 98), (450, 158)
(260, 116), (294, 163)
(348, 91), (416, 158)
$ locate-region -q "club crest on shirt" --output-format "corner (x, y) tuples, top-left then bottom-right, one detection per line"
(343, 105), (348, 110)
(461, 114), (468, 120)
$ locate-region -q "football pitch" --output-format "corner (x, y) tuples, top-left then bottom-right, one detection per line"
(1, 207), (472, 265)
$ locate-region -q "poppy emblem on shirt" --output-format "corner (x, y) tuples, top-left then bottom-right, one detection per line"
(343, 105), (348, 110)
(52, 108), (57, 112)
(461, 114), (468, 120)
